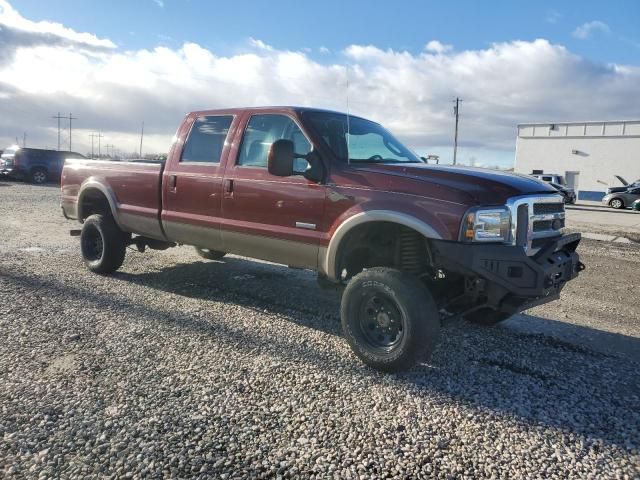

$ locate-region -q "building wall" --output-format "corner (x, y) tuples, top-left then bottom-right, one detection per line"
(515, 121), (640, 200)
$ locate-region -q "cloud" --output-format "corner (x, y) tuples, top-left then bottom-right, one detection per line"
(152, 0), (164, 7)
(546, 10), (561, 24)
(572, 20), (610, 39)
(0, 0), (115, 66)
(425, 40), (452, 54)
(0, 2), (638, 164)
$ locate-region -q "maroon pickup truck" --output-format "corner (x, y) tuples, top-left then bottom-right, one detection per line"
(61, 107), (583, 371)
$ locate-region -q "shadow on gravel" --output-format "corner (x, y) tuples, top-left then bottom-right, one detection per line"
(2, 263), (639, 452)
(116, 257), (344, 338)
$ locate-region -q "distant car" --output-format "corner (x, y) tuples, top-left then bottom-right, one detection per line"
(549, 182), (576, 204)
(0, 146), (86, 184)
(531, 173), (566, 186)
(632, 199), (640, 212)
(606, 175), (640, 194)
(602, 187), (640, 209)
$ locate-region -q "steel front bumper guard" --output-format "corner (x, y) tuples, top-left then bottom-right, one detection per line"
(432, 233), (584, 315)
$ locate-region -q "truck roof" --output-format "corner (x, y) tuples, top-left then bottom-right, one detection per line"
(188, 106), (369, 121)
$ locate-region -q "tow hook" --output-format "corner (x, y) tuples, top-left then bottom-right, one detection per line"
(576, 262), (586, 272)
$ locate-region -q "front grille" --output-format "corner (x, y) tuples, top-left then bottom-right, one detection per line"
(510, 195), (565, 255)
(533, 203), (564, 215)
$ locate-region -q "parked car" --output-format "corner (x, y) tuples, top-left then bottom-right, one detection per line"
(549, 182), (576, 204)
(531, 173), (566, 186)
(607, 175), (640, 194)
(631, 199), (640, 211)
(0, 146), (86, 184)
(61, 106), (583, 372)
(602, 187), (640, 209)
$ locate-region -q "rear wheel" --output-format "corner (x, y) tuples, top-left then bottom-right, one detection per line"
(464, 308), (512, 326)
(341, 267), (440, 372)
(195, 247), (226, 260)
(609, 198), (624, 209)
(30, 168), (47, 184)
(80, 214), (127, 274)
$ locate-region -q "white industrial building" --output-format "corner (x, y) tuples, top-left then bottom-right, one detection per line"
(514, 120), (640, 200)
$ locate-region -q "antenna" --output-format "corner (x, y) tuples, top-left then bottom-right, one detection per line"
(345, 64), (351, 165)
(452, 97), (462, 165)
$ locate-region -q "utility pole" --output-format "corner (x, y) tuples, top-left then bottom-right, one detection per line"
(453, 97), (462, 165)
(98, 132), (104, 157)
(89, 132), (101, 158)
(105, 144), (115, 158)
(23, 132), (27, 148)
(68, 113), (77, 151)
(52, 112), (65, 150)
(139, 121), (144, 158)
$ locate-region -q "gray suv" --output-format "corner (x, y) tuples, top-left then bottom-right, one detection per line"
(602, 187), (640, 209)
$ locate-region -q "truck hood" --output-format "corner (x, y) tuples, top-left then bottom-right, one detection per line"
(353, 163), (557, 205)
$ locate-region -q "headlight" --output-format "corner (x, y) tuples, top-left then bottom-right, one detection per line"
(462, 208), (511, 243)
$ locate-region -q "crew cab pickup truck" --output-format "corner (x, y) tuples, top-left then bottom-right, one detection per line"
(61, 107), (584, 372)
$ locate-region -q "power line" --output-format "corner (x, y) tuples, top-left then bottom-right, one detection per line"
(453, 97), (462, 165)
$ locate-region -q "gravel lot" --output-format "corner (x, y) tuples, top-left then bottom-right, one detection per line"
(1, 180), (639, 479)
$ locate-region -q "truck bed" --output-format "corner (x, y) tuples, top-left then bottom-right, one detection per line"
(61, 159), (165, 240)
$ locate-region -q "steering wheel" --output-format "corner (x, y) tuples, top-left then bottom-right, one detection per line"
(367, 154), (384, 161)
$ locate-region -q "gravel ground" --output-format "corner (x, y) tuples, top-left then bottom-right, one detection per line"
(1, 180), (639, 479)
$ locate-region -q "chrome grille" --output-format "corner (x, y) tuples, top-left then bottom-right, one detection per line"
(507, 195), (565, 255)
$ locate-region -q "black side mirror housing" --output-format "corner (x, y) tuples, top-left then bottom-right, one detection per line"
(268, 139), (295, 177)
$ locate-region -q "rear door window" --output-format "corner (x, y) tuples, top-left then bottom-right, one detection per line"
(181, 115), (233, 164)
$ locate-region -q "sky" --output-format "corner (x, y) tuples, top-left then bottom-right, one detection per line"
(0, 0), (638, 167)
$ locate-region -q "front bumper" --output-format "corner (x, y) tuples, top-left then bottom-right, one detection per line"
(432, 233), (583, 313)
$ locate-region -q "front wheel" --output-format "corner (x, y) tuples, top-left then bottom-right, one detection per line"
(341, 267), (440, 372)
(194, 247), (226, 260)
(80, 214), (127, 274)
(609, 198), (624, 209)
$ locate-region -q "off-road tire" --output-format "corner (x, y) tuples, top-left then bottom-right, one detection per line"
(609, 198), (624, 209)
(80, 214), (127, 274)
(341, 267), (440, 372)
(464, 308), (512, 326)
(195, 247), (226, 260)
(30, 168), (48, 184)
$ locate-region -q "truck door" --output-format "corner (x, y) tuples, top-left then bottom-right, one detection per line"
(220, 112), (326, 269)
(161, 113), (236, 250)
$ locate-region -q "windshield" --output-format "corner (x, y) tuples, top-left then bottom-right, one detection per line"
(304, 111), (422, 164)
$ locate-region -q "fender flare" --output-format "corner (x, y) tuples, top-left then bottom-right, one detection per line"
(322, 210), (444, 280)
(77, 179), (123, 229)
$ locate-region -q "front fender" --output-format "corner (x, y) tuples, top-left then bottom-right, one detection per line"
(320, 210), (444, 280)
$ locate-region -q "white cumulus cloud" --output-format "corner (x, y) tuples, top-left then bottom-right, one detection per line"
(572, 20), (610, 39)
(425, 40), (453, 54)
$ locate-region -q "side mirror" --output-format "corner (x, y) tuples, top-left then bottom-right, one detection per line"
(268, 139), (295, 177)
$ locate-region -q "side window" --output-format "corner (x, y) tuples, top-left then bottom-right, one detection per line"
(542, 176), (552, 182)
(238, 114), (311, 169)
(181, 115), (233, 163)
